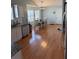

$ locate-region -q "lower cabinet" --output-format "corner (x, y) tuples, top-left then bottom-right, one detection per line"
(22, 25), (29, 37)
(11, 25), (29, 43)
(11, 24), (30, 44)
(16, 26), (22, 40)
(11, 26), (22, 43)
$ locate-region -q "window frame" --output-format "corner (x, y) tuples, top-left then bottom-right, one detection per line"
(27, 9), (41, 23)
(35, 10), (41, 20)
(11, 6), (14, 20)
(11, 4), (19, 20)
(27, 9), (34, 22)
(14, 4), (19, 18)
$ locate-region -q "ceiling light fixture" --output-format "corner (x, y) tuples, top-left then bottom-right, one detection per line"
(40, 0), (45, 10)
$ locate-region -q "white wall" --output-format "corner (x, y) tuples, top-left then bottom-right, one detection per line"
(42, 6), (63, 24)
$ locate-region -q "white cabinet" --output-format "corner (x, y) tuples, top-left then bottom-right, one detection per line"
(11, 25), (29, 43)
(22, 25), (29, 37)
(11, 28), (17, 43)
(11, 26), (22, 43)
(16, 26), (22, 40)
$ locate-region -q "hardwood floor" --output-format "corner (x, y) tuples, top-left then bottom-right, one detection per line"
(16, 25), (64, 59)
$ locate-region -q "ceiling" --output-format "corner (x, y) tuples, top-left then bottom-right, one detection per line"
(32, 0), (63, 7)
(11, 0), (63, 7)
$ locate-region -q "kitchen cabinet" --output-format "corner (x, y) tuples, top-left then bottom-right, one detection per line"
(21, 24), (29, 37)
(11, 25), (22, 43)
(16, 26), (22, 40)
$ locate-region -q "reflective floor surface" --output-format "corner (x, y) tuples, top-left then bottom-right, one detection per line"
(12, 25), (64, 59)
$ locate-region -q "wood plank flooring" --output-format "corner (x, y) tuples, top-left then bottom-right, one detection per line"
(16, 25), (64, 59)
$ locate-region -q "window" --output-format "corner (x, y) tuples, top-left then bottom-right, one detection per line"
(11, 7), (14, 20)
(27, 9), (41, 23)
(35, 10), (40, 20)
(11, 4), (19, 20)
(27, 10), (34, 22)
(14, 4), (19, 18)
